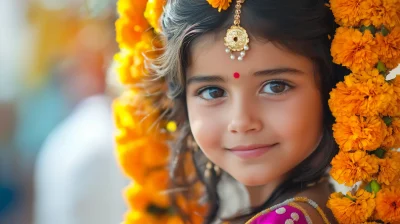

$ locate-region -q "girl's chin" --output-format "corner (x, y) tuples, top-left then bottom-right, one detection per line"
(231, 173), (273, 187)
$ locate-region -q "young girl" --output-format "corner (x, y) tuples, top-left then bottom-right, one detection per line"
(146, 0), (345, 223)
(113, 0), (400, 223)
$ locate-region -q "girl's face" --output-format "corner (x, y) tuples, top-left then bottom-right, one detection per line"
(186, 34), (323, 186)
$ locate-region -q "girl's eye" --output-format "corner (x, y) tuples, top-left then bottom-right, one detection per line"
(198, 87), (226, 100)
(261, 81), (291, 94)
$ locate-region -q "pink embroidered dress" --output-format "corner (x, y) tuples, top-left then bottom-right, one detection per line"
(245, 197), (331, 224)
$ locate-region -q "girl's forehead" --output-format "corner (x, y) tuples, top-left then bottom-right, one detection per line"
(187, 35), (314, 77)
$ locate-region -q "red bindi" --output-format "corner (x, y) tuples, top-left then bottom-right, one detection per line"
(233, 72), (240, 79)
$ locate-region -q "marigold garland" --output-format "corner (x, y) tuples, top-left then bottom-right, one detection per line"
(328, 0), (400, 223)
(113, 1), (206, 223)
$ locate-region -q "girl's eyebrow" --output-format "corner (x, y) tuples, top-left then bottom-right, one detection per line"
(186, 67), (304, 85)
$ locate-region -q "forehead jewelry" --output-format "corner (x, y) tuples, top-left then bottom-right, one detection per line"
(233, 72), (240, 79)
(224, 0), (249, 61)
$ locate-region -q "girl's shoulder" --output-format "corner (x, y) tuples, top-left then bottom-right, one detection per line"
(246, 180), (337, 224)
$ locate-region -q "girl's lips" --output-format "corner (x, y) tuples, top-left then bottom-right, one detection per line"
(229, 144), (277, 159)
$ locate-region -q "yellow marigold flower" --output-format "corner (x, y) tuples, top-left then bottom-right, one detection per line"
(114, 38), (153, 85)
(333, 116), (386, 151)
(376, 27), (400, 70)
(331, 27), (378, 73)
(327, 189), (375, 224)
(124, 211), (159, 223)
(378, 150), (400, 185)
(330, 151), (379, 186)
(113, 91), (160, 140)
(329, 0), (365, 27)
(117, 0), (148, 18)
(375, 186), (400, 223)
(207, 0), (232, 12)
(144, 0), (165, 33)
(116, 16), (149, 50)
(115, 0), (150, 50)
(329, 70), (393, 117)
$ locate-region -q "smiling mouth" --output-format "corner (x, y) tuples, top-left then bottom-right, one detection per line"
(228, 143), (278, 159)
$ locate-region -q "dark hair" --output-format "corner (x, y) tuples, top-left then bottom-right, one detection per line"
(145, 0), (347, 223)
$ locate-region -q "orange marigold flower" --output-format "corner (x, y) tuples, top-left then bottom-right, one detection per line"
(145, 169), (169, 192)
(117, 137), (169, 177)
(385, 75), (400, 116)
(329, 0), (365, 27)
(375, 186), (400, 223)
(331, 28), (378, 73)
(393, 117), (400, 147)
(125, 183), (170, 212)
(144, 0), (165, 33)
(333, 116), (386, 151)
(382, 126), (396, 149)
(383, 117), (400, 149)
(329, 70), (393, 117)
(116, 142), (146, 183)
(327, 189), (375, 224)
(376, 27), (400, 70)
(125, 183), (152, 212)
(378, 150), (400, 185)
(166, 216), (185, 224)
(330, 151), (379, 186)
(207, 0), (232, 12)
(364, 0), (400, 29)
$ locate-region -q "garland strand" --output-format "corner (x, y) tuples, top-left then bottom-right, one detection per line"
(326, 0), (400, 223)
(113, 0), (206, 223)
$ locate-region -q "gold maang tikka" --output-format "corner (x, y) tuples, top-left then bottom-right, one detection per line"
(224, 0), (249, 61)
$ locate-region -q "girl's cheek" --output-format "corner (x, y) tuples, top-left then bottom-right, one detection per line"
(189, 109), (225, 152)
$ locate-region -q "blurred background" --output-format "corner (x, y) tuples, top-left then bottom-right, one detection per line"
(0, 0), (130, 223)
(1, 0), (400, 224)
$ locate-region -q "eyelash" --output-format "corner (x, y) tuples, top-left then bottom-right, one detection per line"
(195, 80), (293, 101)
